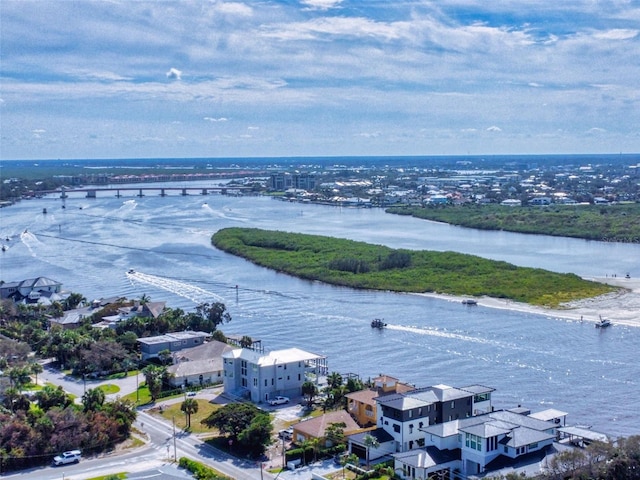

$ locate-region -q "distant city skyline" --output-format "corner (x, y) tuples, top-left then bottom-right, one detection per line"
(1, 1), (639, 160)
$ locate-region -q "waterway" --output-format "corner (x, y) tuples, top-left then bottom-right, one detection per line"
(1, 188), (639, 438)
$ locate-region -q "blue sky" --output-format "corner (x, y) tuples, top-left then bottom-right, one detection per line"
(1, 0), (639, 160)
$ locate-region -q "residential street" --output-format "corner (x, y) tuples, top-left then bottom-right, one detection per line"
(28, 362), (266, 480)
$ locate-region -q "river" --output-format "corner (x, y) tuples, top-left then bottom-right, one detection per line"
(1, 187), (639, 438)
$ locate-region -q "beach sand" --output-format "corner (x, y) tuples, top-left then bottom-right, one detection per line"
(417, 276), (640, 328)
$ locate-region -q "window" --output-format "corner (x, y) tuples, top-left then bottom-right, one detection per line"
(265, 380), (267, 387)
(253, 378), (257, 386)
(393, 424), (401, 433)
(409, 410), (413, 418)
(451, 401), (455, 408)
(465, 433), (482, 451)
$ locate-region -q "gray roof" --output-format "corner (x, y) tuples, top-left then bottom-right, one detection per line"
(349, 427), (395, 445)
(174, 340), (237, 362)
(137, 331), (211, 345)
(168, 357), (224, 378)
(460, 384), (495, 395)
(393, 446), (460, 469)
(425, 409), (558, 446)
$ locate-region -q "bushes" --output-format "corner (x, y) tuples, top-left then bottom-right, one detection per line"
(178, 457), (232, 480)
(212, 228), (617, 307)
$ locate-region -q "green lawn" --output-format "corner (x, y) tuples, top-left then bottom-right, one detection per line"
(148, 399), (221, 433)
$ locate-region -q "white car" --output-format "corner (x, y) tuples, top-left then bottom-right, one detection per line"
(268, 396), (290, 406)
(53, 450), (81, 466)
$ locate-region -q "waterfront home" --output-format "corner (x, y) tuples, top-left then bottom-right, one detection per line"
(346, 374), (416, 427)
(137, 331), (211, 360)
(222, 347), (328, 403)
(0, 276), (63, 302)
(348, 384), (494, 462)
(96, 300), (166, 329)
(167, 340), (237, 388)
(291, 410), (362, 447)
(399, 408), (566, 479)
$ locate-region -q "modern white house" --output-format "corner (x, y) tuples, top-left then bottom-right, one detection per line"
(371, 384), (494, 455)
(392, 408), (572, 479)
(222, 347), (327, 403)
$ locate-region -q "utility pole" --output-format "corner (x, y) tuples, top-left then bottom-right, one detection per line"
(172, 416), (177, 461)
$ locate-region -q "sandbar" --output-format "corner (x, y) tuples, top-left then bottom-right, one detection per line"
(416, 276), (640, 328)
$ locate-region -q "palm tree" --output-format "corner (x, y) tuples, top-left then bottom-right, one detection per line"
(181, 398), (199, 429)
(82, 387), (106, 412)
(327, 371), (343, 389)
(301, 381), (318, 408)
(30, 362), (43, 386)
(363, 433), (380, 469)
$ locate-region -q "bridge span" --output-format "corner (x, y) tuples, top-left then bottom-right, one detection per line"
(45, 185), (251, 199)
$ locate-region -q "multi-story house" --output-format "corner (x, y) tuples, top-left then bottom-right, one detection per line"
(395, 408), (568, 479)
(222, 347), (327, 403)
(346, 374), (416, 427)
(349, 383), (494, 461)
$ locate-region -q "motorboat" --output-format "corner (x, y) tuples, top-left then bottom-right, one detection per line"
(371, 318), (387, 329)
(595, 316), (611, 328)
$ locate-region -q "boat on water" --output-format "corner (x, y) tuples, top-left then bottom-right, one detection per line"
(371, 318), (387, 329)
(462, 299), (478, 305)
(128, 269), (135, 274)
(43, 207), (47, 214)
(595, 316), (611, 328)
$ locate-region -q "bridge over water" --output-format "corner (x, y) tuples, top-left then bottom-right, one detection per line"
(43, 185), (251, 198)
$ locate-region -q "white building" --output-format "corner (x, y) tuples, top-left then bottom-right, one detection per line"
(222, 347), (327, 403)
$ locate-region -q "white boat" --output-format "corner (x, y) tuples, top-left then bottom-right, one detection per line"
(462, 299), (478, 305)
(595, 316), (611, 328)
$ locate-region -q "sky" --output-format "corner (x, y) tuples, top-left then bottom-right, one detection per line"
(1, 0), (639, 160)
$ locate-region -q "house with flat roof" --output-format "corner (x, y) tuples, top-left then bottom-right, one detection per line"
(137, 331), (211, 360)
(222, 347), (328, 403)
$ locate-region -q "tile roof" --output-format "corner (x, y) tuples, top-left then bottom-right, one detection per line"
(292, 410), (361, 439)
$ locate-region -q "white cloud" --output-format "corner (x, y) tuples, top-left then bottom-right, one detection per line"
(592, 29), (638, 40)
(486, 126), (502, 132)
(204, 117), (228, 122)
(166, 68), (182, 80)
(215, 2), (253, 17)
(301, 0), (343, 11)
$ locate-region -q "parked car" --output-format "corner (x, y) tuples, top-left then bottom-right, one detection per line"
(268, 396), (290, 405)
(186, 391), (196, 397)
(52, 450), (81, 466)
(278, 428), (293, 440)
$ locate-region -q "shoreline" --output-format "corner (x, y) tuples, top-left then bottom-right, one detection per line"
(415, 276), (640, 328)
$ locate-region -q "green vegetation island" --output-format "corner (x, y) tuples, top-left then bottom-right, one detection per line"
(211, 228), (617, 308)
(386, 203), (640, 243)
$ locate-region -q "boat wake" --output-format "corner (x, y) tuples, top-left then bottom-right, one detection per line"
(386, 324), (506, 346)
(126, 271), (226, 305)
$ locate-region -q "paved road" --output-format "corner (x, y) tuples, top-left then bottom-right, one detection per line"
(29, 362), (277, 480)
